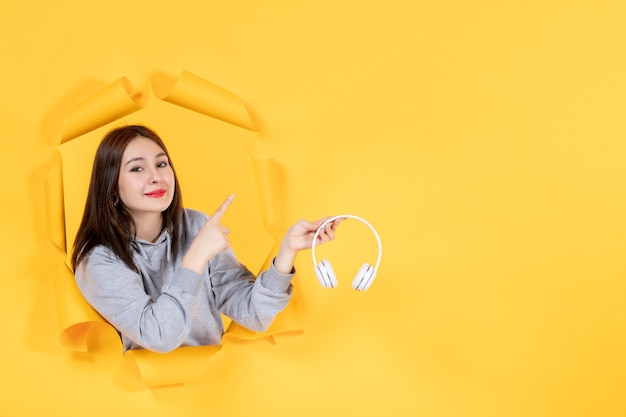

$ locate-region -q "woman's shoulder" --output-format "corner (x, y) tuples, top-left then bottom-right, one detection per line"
(183, 207), (208, 218)
(181, 208), (209, 231)
(78, 244), (121, 269)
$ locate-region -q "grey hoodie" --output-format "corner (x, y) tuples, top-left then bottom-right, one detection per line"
(74, 208), (294, 353)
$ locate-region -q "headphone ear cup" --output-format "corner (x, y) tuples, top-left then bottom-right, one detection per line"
(315, 259), (338, 288)
(352, 263), (375, 291)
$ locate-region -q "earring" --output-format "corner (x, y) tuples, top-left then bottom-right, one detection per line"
(113, 196), (119, 207)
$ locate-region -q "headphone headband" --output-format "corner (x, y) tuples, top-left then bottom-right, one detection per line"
(311, 214), (383, 277)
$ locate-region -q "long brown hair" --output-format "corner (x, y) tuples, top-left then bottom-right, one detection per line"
(71, 125), (184, 272)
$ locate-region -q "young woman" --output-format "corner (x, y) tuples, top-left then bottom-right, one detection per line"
(72, 125), (340, 353)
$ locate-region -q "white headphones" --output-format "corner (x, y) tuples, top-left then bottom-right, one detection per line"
(311, 214), (382, 291)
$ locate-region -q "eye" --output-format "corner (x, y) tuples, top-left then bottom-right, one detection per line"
(130, 166), (143, 172)
(157, 160), (169, 168)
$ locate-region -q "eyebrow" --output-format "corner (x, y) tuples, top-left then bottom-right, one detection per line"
(125, 152), (168, 165)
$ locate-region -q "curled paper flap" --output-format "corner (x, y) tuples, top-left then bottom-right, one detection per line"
(55, 263), (109, 352)
(45, 160), (66, 252)
(124, 345), (222, 387)
(248, 154), (281, 234)
(151, 70), (257, 131)
(61, 77), (148, 143)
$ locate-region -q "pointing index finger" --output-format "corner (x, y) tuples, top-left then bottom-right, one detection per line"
(208, 194), (234, 224)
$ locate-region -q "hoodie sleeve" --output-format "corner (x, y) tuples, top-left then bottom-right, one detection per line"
(209, 248), (295, 332)
(74, 246), (204, 353)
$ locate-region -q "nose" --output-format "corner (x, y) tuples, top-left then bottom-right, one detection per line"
(149, 169), (161, 183)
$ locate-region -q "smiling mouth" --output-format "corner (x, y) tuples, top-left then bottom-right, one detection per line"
(146, 189), (166, 198)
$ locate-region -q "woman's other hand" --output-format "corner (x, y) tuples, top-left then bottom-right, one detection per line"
(274, 216), (342, 274)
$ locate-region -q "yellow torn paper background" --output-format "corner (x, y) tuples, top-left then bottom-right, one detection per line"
(4, 1), (626, 416)
(48, 70), (299, 387)
(60, 77), (148, 144)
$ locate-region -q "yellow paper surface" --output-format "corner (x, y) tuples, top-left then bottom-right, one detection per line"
(152, 70), (257, 131)
(4, 1), (626, 415)
(54, 263), (107, 352)
(44, 159), (65, 252)
(124, 345), (222, 387)
(247, 152), (287, 236)
(61, 77), (148, 144)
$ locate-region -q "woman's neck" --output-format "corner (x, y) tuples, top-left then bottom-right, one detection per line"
(133, 212), (164, 242)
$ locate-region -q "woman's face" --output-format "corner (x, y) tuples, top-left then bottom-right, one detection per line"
(117, 136), (175, 220)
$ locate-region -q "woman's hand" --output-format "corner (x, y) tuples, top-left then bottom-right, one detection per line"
(181, 195), (234, 274)
(274, 217), (342, 274)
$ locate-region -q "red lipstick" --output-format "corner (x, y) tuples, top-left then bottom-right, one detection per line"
(145, 189), (166, 198)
